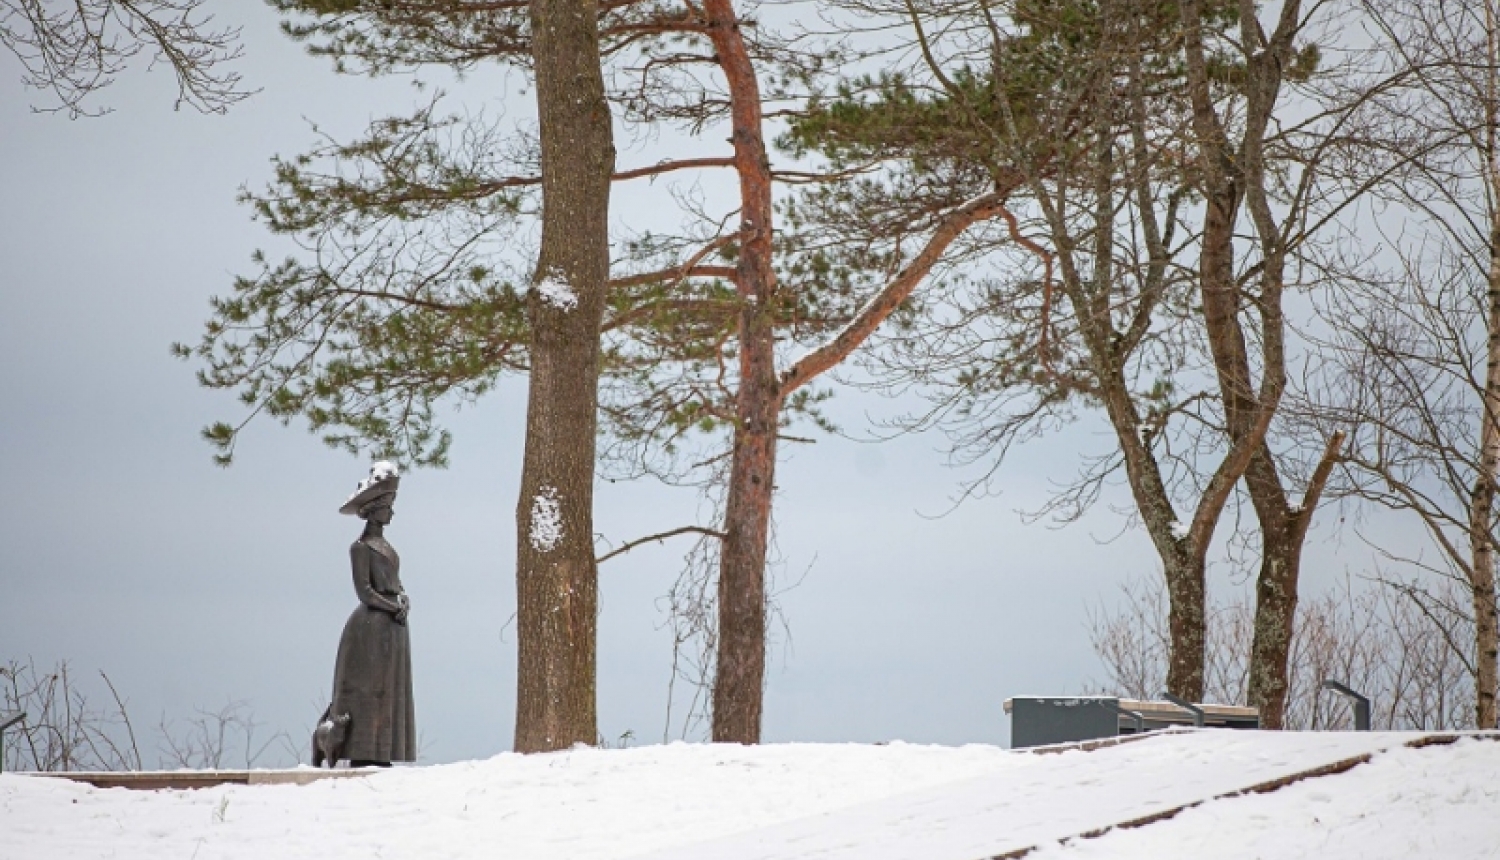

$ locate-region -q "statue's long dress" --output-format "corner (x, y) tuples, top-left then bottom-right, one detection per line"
(330, 536), (416, 762)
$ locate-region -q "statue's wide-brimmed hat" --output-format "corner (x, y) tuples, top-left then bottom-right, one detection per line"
(339, 461), (401, 516)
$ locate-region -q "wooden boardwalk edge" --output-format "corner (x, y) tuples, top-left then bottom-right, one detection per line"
(24, 768), (376, 791)
(10, 731), (1169, 792)
(990, 732), (1500, 860)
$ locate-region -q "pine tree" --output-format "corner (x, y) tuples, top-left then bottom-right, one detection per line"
(181, 0), (1015, 744)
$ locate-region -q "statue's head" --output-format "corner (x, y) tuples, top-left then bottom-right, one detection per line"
(359, 494), (396, 524)
(339, 461), (401, 519)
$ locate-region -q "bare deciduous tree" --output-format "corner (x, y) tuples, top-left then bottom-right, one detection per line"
(801, 0), (1356, 712)
(0, 657), (141, 771)
(1090, 574), (1475, 730)
(1, 657), (296, 771)
(1, 0), (249, 116)
(157, 699), (295, 770)
(1311, 0), (1500, 729)
(1174, 0), (1373, 721)
(802, 0), (1235, 708)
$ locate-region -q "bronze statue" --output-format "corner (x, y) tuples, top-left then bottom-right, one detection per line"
(318, 462), (416, 767)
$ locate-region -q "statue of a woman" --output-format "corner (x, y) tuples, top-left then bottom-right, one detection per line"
(327, 461), (416, 766)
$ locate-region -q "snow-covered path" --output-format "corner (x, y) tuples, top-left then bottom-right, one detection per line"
(1029, 736), (1500, 859)
(2, 742), (1013, 860)
(1, 731), (1495, 860)
(637, 731), (1489, 860)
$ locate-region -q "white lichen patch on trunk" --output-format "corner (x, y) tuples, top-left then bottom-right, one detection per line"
(530, 486), (564, 552)
(1169, 520), (1190, 540)
(533, 273), (579, 312)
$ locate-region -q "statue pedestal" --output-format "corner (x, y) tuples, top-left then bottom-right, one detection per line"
(31, 768), (381, 791)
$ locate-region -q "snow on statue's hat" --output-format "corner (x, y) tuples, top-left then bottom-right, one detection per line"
(339, 460), (401, 515)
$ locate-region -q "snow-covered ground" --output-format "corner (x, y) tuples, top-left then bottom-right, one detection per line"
(2, 731), (1496, 860)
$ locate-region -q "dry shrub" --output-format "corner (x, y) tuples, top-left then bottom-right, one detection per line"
(2, 657), (294, 771)
(1088, 575), (1474, 729)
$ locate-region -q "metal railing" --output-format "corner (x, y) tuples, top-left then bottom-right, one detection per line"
(1099, 699), (1145, 734)
(1160, 692), (1205, 728)
(1321, 680), (1371, 731)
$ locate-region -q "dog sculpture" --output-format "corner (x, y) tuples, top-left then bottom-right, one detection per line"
(311, 705), (351, 768)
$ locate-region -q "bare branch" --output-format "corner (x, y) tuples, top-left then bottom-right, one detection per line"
(597, 525), (727, 564)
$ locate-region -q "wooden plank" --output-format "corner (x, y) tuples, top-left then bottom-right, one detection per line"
(989, 732), (1500, 859)
(1020, 727), (1170, 755)
(1117, 699), (1258, 720)
(28, 769), (375, 791)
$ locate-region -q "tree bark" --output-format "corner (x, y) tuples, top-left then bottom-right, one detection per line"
(1174, 0), (1253, 703)
(1244, 450), (1299, 729)
(1095, 356), (1210, 701)
(1162, 546), (1208, 700)
(1245, 432), (1342, 728)
(713, 327), (778, 744)
(703, 0), (778, 744)
(1472, 159), (1500, 730)
(698, 0), (1016, 741)
(514, 0), (615, 753)
(1471, 409), (1500, 728)
(1178, 0), (1302, 704)
(1472, 0), (1500, 731)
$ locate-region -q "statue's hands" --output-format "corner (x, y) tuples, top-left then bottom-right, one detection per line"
(393, 594), (410, 624)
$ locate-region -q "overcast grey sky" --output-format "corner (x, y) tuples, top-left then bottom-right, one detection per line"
(0, 5), (1380, 764)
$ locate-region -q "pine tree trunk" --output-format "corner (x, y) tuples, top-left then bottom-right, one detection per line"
(704, 0), (778, 744)
(514, 0), (614, 753)
(713, 336), (778, 744)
